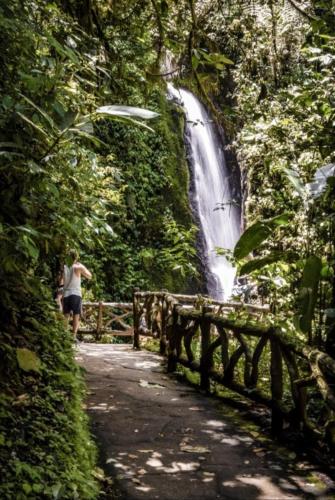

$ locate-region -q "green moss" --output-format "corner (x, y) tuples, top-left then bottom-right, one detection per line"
(176, 365), (201, 386)
(0, 300), (99, 499)
(148, 91), (199, 293)
(156, 92), (192, 225)
(100, 88), (197, 298)
(141, 338), (160, 353)
(305, 472), (331, 493)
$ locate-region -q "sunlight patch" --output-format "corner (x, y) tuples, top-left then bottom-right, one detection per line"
(201, 429), (224, 441)
(135, 360), (161, 369)
(135, 486), (152, 492)
(220, 437), (240, 446)
(237, 475), (289, 499)
(172, 461), (200, 472)
(206, 420), (226, 428)
(146, 458), (163, 468)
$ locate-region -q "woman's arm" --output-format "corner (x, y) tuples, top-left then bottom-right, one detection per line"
(78, 263), (92, 279)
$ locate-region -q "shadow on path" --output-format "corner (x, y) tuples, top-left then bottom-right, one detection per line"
(77, 344), (335, 500)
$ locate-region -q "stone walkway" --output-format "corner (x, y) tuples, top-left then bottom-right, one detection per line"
(77, 344), (335, 500)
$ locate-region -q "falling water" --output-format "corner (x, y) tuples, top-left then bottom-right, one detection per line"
(168, 84), (241, 300)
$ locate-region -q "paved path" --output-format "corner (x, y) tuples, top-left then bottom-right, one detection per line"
(77, 344), (335, 500)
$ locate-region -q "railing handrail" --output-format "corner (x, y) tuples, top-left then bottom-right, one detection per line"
(132, 289), (335, 448)
(79, 301), (133, 338)
(135, 290), (270, 311)
(82, 301), (133, 307)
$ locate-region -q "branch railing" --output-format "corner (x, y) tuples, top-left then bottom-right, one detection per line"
(79, 301), (133, 339)
(133, 290), (335, 444)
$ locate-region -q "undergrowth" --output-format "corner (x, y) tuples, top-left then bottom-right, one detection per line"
(0, 294), (99, 499)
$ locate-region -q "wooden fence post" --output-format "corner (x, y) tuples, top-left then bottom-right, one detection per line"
(167, 304), (178, 372)
(270, 337), (283, 436)
(96, 301), (103, 341)
(160, 292), (168, 355)
(200, 306), (212, 392)
(281, 346), (307, 429)
(133, 288), (140, 349)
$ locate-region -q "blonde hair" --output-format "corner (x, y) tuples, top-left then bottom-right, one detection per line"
(69, 249), (79, 261)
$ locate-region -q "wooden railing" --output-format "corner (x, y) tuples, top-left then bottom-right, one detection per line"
(133, 290), (335, 444)
(79, 301), (133, 339)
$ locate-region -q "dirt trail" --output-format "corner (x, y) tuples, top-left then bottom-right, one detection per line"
(77, 344), (335, 500)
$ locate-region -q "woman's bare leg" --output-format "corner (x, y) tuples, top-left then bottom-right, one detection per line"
(73, 314), (80, 337)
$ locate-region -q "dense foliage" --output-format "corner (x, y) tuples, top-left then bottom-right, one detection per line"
(1, 0), (335, 496)
(221, 1), (335, 354)
(163, 0), (335, 354)
(0, 0), (196, 497)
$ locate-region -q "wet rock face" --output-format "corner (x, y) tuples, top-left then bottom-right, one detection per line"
(168, 84), (242, 301)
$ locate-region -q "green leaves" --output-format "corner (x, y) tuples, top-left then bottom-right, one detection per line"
(46, 33), (80, 64)
(16, 111), (50, 138)
(296, 256), (322, 333)
(16, 348), (41, 373)
(202, 51), (234, 68)
(234, 213), (291, 260)
(192, 49), (234, 70)
(234, 222), (271, 260)
(20, 235), (40, 260)
(239, 252), (286, 275)
(19, 94), (58, 131)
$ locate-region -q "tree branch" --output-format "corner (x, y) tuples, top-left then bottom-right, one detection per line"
(150, 0), (165, 68)
(147, 67), (181, 77)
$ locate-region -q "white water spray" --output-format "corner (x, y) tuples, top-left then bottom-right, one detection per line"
(168, 84), (241, 300)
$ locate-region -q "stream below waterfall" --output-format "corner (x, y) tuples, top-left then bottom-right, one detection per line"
(168, 84), (241, 301)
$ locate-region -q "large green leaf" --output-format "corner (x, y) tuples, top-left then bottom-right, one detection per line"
(234, 213), (291, 260)
(19, 94), (58, 131)
(239, 252), (286, 275)
(270, 213), (292, 226)
(283, 168), (306, 197)
(69, 128), (108, 147)
(192, 55), (200, 70)
(95, 105), (159, 120)
(234, 222), (271, 260)
(46, 33), (79, 64)
(16, 348), (41, 373)
(93, 107), (159, 132)
(16, 112), (49, 138)
(199, 49), (234, 65)
(110, 115), (156, 132)
(296, 255), (322, 333)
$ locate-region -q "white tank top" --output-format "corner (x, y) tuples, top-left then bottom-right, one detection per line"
(63, 265), (81, 298)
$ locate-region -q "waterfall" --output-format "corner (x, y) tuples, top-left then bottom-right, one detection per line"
(168, 84), (241, 301)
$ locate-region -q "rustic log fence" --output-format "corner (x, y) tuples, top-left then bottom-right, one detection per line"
(133, 290), (335, 444)
(79, 301), (133, 339)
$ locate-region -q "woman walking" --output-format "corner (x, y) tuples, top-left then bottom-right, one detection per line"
(62, 249), (92, 340)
